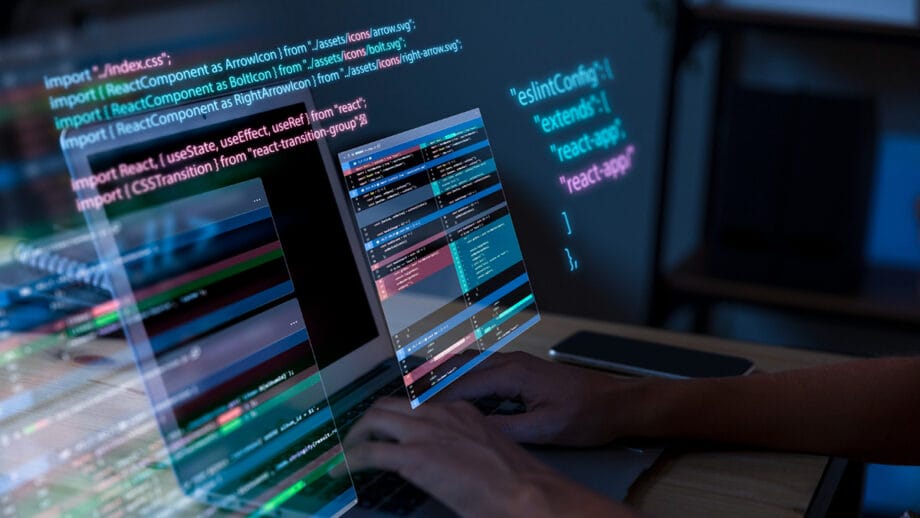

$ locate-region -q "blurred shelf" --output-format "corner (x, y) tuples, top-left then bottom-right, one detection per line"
(649, 2), (920, 344)
(665, 246), (920, 329)
(689, 5), (920, 46)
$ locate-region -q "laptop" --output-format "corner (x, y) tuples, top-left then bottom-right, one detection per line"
(61, 83), (661, 517)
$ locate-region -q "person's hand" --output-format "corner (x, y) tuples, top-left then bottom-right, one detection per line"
(435, 350), (651, 447)
(337, 397), (638, 518)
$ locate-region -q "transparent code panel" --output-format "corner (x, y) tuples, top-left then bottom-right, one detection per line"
(338, 109), (541, 408)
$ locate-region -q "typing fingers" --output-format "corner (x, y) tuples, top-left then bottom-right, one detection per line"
(342, 404), (427, 448)
(433, 359), (525, 402)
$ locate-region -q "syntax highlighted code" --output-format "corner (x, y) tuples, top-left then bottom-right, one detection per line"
(558, 145), (635, 195)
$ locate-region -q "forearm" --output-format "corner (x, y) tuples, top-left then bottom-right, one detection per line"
(617, 357), (920, 464)
(510, 468), (641, 518)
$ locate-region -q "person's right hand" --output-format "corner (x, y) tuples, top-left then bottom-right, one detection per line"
(336, 397), (641, 518)
(435, 350), (652, 447)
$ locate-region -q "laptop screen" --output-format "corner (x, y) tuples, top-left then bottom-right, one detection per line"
(84, 102), (380, 370)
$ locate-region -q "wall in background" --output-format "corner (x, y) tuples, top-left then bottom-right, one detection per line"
(719, 0), (918, 26)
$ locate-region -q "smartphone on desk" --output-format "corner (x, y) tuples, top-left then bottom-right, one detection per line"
(549, 330), (755, 379)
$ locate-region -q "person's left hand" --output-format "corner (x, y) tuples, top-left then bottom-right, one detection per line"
(335, 397), (639, 518)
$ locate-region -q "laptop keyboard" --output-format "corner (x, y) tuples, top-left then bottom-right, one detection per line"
(334, 376), (525, 516)
(333, 377), (425, 515)
(352, 470), (429, 515)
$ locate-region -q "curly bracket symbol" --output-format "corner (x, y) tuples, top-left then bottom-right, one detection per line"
(564, 248), (579, 272)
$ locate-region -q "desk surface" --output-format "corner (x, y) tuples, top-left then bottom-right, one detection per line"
(7, 311), (851, 517)
(505, 312), (853, 518)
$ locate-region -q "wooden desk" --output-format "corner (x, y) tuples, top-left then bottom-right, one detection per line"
(505, 311), (853, 518)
